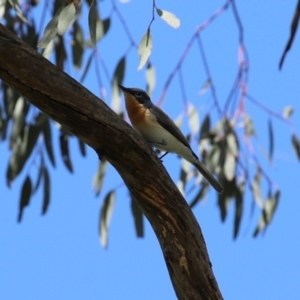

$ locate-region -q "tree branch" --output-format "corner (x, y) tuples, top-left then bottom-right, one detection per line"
(0, 24), (223, 300)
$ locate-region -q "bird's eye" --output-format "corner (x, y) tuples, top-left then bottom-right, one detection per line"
(135, 92), (141, 97)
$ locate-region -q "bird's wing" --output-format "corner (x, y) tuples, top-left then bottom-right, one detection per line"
(149, 106), (192, 150)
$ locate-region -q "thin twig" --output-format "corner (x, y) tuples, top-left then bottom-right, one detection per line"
(157, 0), (232, 106)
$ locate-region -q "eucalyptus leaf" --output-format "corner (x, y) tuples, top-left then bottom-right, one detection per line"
(187, 103), (199, 135)
(292, 134), (300, 160)
(111, 56), (126, 113)
(33, 162), (44, 194)
(268, 118), (274, 162)
(41, 167), (50, 215)
(59, 132), (73, 173)
(99, 191), (115, 248)
(146, 63), (156, 96)
(93, 160), (108, 197)
(283, 106), (294, 119)
(37, 16), (59, 48)
(131, 196), (144, 238)
(156, 8), (180, 29)
(78, 139), (86, 157)
(18, 176), (32, 222)
(10, 96), (25, 149)
(42, 117), (55, 167)
(244, 114), (256, 137)
(200, 114), (210, 141)
(8, 0), (28, 23)
(233, 181), (244, 239)
(95, 18), (110, 42)
(57, 3), (77, 35)
(72, 21), (84, 68)
(253, 190), (280, 237)
(137, 30), (152, 70)
(88, 0), (98, 46)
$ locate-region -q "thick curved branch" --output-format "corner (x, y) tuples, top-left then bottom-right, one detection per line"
(0, 24), (223, 300)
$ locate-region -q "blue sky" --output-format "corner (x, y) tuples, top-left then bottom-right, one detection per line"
(1, 0), (300, 299)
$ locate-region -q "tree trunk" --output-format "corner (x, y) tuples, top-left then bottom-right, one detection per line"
(0, 24), (223, 300)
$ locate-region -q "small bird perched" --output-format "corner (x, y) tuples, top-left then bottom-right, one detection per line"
(119, 85), (223, 193)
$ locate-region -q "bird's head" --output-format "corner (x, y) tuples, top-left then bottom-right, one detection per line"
(118, 85), (153, 108)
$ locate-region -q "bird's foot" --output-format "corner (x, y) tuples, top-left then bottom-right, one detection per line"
(159, 151), (169, 162)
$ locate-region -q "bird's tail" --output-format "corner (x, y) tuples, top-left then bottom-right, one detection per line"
(192, 161), (223, 193)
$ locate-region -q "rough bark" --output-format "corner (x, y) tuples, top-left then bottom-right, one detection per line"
(0, 24), (223, 300)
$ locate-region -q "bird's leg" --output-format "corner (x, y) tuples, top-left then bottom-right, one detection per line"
(146, 140), (168, 161)
(159, 151), (169, 161)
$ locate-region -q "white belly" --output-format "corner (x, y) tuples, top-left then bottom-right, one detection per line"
(134, 123), (197, 163)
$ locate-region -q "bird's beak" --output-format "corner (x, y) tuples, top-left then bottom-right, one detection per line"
(118, 85), (130, 93)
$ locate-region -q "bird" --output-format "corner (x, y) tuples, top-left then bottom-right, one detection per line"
(119, 85), (223, 193)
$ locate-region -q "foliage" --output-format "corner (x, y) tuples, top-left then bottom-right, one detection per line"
(0, 0), (299, 242)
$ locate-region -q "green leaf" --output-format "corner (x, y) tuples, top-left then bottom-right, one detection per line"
(145, 63), (156, 96)
(42, 117), (55, 167)
(268, 118), (274, 162)
(251, 169), (263, 207)
(209, 144), (222, 172)
(177, 159), (190, 196)
(224, 151), (235, 181)
(218, 188), (232, 222)
(173, 114), (184, 132)
(57, 3), (76, 35)
(6, 138), (26, 186)
(25, 118), (44, 159)
(6, 118), (42, 186)
(99, 191), (115, 248)
(217, 178), (236, 222)
(10, 96), (26, 149)
(244, 114), (256, 137)
(113, 56), (126, 88)
(211, 117), (226, 139)
(33, 158), (45, 194)
(0, 0), (6, 19)
(41, 167), (50, 215)
(86, 18), (111, 47)
(292, 134), (300, 160)
(93, 160), (108, 197)
(18, 176), (32, 222)
(279, 0), (300, 69)
(3, 84), (19, 117)
(0, 117), (8, 141)
(233, 181), (244, 239)
(41, 39), (54, 60)
(283, 106), (294, 119)
(130, 196), (144, 238)
(199, 79), (211, 95)
(8, 0), (28, 23)
(72, 21), (84, 68)
(187, 103), (199, 135)
(95, 18), (110, 42)
(137, 30), (152, 71)
(253, 190), (280, 237)
(59, 132), (73, 173)
(78, 139), (86, 157)
(200, 114), (210, 140)
(88, 0), (98, 46)
(224, 133), (238, 181)
(156, 8), (180, 29)
(111, 56), (126, 113)
(37, 15), (59, 48)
